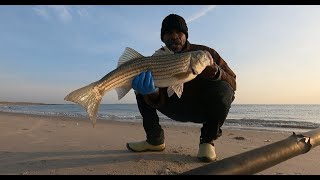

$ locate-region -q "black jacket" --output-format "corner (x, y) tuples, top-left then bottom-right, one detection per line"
(141, 41), (237, 108)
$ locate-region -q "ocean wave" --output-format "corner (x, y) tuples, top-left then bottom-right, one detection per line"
(225, 118), (319, 129)
(1, 106), (319, 131)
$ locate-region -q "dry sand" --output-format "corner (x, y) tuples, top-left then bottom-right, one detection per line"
(0, 111), (319, 175)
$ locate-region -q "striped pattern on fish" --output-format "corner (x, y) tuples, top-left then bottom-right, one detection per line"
(64, 46), (213, 127)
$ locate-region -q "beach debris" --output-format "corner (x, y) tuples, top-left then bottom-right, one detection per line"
(181, 127), (320, 175)
(264, 139), (271, 142)
(85, 168), (94, 171)
(233, 136), (246, 140)
(64, 46), (213, 127)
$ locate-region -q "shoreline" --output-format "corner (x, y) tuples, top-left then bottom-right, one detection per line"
(0, 110), (315, 134)
(0, 111), (319, 175)
(0, 102), (48, 105)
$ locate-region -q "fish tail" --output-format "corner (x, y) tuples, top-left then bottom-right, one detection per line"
(64, 82), (102, 127)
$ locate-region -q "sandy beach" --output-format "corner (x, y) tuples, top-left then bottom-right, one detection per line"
(0, 111), (319, 175)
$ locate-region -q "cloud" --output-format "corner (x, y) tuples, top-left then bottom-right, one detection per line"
(49, 5), (73, 23)
(33, 6), (51, 20)
(186, 5), (217, 23)
(33, 5), (73, 23)
(76, 7), (90, 18)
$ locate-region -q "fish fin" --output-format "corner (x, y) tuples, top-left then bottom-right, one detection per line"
(168, 84), (184, 98)
(152, 46), (174, 56)
(64, 82), (102, 128)
(115, 86), (132, 100)
(167, 86), (175, 97)
(117, 47), (144, 67)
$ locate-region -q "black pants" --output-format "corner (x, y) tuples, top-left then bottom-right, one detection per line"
(135, 79), (235, 145)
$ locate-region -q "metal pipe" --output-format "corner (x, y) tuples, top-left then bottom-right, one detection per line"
(181, 128), (320, 175)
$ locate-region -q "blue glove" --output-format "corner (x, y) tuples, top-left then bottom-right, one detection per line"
(132, 71), (158, 95)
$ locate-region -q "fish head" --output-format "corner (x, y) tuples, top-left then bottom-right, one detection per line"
(189, 50), (213, 75)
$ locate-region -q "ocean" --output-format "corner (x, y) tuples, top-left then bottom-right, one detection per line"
(0, 104), (319, 132)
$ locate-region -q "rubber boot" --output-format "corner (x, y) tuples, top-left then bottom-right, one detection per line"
(197, 143), (217, 162)
(126, 140), (165, 152)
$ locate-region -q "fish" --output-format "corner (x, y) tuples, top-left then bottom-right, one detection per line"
(64, 46), (213, 127)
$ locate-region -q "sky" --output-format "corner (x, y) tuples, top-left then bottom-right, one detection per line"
(1, 5), (320, 104)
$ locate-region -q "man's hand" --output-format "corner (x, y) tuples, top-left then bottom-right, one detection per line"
(132, 71), (159, 95)
(200, 51), (221, 80)
(204, 50), (214, 66)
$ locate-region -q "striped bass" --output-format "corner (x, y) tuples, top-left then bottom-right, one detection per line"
(64, 46), (213, 127)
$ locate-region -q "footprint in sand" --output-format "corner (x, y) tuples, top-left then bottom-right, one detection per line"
(233, 136), (246, 140)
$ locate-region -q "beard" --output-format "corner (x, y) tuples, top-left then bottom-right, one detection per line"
(166, 39), (185, 53)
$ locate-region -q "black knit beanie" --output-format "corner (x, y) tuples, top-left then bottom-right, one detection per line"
(161, 14), (188, 42)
